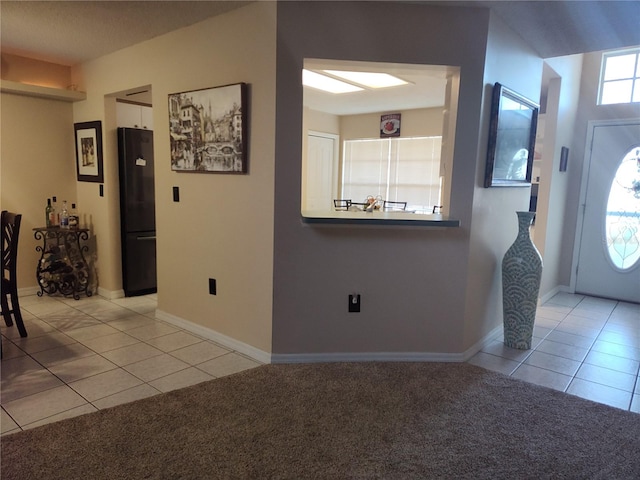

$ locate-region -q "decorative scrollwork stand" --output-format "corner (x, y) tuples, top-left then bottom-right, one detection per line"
(33, 227), (93, 300)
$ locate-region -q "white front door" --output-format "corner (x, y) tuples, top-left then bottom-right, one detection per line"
(305, 133), (338, 211)
(575, 120), (640, 302)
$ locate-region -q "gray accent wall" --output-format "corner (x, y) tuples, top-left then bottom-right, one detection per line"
(272, 2), (543, 357)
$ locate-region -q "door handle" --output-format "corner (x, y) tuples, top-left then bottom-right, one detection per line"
(136, 236), (156, 241)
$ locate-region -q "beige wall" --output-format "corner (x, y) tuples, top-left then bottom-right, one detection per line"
(534, 55), (583, 298)
(304, 108), (340, 136)
(340, 108), (444, 140)
(0, 93), (77, 290)
(69, 2), (277, 354)
(462, 12), (543, 349)
(1, 53), (72, 89)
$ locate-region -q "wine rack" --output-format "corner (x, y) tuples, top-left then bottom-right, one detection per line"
(33, 227), (93, 300)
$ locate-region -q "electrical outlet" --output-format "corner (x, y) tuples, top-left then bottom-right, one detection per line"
(209, 278), (217, 295)
(348, 294), (360, 313)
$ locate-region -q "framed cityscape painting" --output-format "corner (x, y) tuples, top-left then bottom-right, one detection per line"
(168, 82), (248, 173)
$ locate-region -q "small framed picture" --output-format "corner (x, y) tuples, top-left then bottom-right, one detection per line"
(380, 113), (401, 138)
(75, 121), (104, 183)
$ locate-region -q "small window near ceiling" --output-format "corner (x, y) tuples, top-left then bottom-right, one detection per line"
(598, 48), (640, 105)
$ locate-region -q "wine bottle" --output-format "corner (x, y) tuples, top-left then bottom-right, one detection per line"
(45, 198), (52, 227)
(69, 203), (79, 228)
(51, 196), (59, 226)
(60, 200), (69, 228)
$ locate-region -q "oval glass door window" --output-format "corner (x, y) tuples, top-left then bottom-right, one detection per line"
(605, 147), (640, 270)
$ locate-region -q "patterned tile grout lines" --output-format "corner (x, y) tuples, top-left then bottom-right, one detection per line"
(4, 297), (255, 432)
(3, 299), (173, 431)
(492, 296), (640, 405)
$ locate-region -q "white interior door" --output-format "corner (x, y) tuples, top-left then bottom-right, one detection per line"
(575, 121), (640, 302)
(305, 133), (338, 211)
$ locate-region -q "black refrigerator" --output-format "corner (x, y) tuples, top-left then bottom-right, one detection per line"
(117, 127), (157, 297)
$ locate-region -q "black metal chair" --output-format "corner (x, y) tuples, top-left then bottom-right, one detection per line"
(349, 202), (369, 211)
(1, 210), (27, 339)
(333, 199), (352, 211)
(382, 200), (407, 211)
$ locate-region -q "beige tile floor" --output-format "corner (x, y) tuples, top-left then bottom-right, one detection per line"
(469, 292), (640, 413)
(2, 292), (638, 436)
(1, 293), (262, 435)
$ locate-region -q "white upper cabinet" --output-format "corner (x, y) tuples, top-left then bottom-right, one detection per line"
(117, 102), (153, 130)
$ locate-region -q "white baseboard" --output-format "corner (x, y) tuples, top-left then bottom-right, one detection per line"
(97, 288), (125, 300)
(18, 286), (41, 297)
(461, 323), (503, 361)
(155, 309), (271, 365)
(270, 324), (503, 364)
(271, 351), (465, 364)
(539, 285), (571, 304)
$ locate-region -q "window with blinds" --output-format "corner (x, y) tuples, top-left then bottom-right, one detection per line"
(341, 136), (442, 212)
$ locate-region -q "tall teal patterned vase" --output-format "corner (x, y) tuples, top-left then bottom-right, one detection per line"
(502, 211), (543, 349)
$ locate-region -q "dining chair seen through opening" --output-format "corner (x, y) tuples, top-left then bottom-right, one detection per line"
(382, 201), (407, 211)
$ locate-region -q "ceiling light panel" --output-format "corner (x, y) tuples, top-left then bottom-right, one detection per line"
(302, 70), (364, 94)
(323, 70), (409, 88)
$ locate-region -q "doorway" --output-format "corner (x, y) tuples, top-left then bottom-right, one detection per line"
(303, 131), (339, 211)
(112, 86), (157, 297)
(574, 120), (640, 303)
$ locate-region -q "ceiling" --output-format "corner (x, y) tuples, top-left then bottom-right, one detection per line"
(303, 59), (455, 115)
(0, 1), (252, 66)
(1, 1), (639, 114)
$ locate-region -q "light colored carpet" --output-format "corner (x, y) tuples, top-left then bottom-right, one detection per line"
(2, 362), (639, 479)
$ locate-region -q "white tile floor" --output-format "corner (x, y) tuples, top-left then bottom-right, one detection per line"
(469, 292), (640, 413)
(2, 292), (638, 436)
(1, 293), (262, 435)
